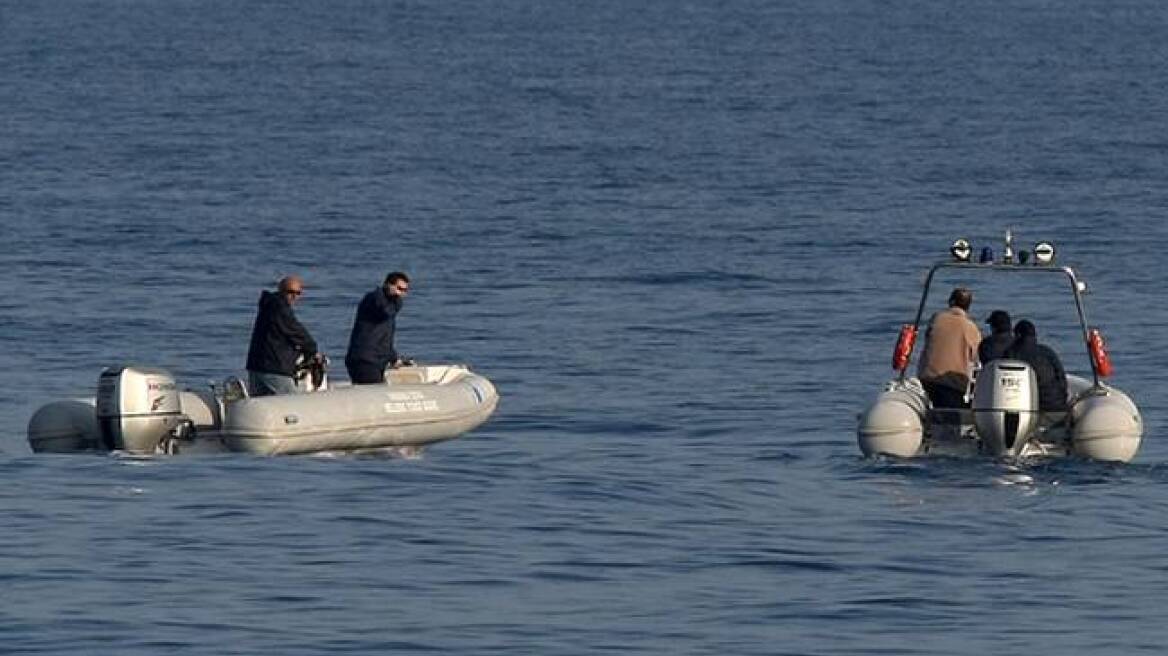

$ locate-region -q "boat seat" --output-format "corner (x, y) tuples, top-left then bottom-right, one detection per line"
(386, 368), (427, 385)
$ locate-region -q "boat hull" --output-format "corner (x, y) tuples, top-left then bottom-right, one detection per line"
(222, 373), (497, 455)
(27, 365), (498, 456)
(857, 384), (927, 458)
(1070, 387), (1142, 463)
(856, 374), (1142, 463)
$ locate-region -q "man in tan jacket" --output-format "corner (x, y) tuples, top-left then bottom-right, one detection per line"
(917, 287), (982, 408)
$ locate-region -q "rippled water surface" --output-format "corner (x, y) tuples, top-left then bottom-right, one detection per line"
(4, 1), (1168, 653)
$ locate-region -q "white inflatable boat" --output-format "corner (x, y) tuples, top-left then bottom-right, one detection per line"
(28, 363), (499, 456)
(857, 232), (1143, 463)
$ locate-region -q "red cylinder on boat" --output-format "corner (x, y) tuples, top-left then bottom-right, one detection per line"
(892, 324), (917, 372)
(1088, 328), (1113, 378)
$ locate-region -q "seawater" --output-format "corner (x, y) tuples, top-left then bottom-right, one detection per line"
(3, 1), (1168, 654)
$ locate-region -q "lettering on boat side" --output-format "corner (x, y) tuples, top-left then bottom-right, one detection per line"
(284, 415), (299, 425)
(386, 391), (426, 402)
(382, 391), (438, 413)
(383, 399), (439, 414)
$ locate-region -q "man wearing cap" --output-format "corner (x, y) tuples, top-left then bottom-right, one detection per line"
(917, 287), (982, 408)
(979, 309), (1014, 364)
(1004, 319), (1068, 412)
(245, 275), (322, 397)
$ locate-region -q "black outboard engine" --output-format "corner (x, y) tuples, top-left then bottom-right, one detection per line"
(972, 359), (1040, 457)
(96, 365), (190, 453)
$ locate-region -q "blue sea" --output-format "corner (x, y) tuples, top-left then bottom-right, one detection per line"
(4, 1), (1168, 653)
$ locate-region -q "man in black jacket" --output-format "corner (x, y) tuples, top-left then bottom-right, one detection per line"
(978, 309), (1013, 364)
(345, 271), (411, 384)
(1004, 319), (1068, 412)
(245, 275), (321, 396)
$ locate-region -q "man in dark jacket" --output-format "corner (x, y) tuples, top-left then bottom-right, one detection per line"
(978, 309), (1014, 364)
(1004, 319), (1068, 412)
(245, 275), (320, 396)
(345, 271), (411, 384)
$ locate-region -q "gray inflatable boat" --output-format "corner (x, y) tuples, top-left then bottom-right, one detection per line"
(857, 232), (1143, 463)
(28, 363), (499, 456)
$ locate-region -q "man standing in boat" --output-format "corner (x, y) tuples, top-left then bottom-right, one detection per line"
(345, 271), (412, 384)
(245, 275), (322, 396)
(917, 287), (982, 408)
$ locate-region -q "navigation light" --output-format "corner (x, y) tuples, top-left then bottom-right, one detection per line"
(950, 238), (972, 262)
(1033, 242), (1055, 265)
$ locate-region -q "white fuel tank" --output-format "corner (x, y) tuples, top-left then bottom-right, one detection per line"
(972, 359), (1039, 457)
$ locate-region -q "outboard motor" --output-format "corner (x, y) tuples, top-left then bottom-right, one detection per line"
(96, 365), (190, 454)
(972, 359), (1040, 457)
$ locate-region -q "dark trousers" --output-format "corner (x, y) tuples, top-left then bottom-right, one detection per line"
(346, 359), (386, 385)
(922, 380), (967, 409)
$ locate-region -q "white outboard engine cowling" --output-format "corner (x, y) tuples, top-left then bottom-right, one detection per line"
(96, 365), (189, 454)
(972, 359), (1040, 457)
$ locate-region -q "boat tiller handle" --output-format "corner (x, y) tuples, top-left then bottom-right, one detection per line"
(892, 324), (917, 372)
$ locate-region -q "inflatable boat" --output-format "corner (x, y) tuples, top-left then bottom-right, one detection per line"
(857, 232), (1143, 463)
(27, 363), (499, 456)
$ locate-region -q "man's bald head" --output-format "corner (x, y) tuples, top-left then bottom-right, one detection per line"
(278, 275), (305, 302)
